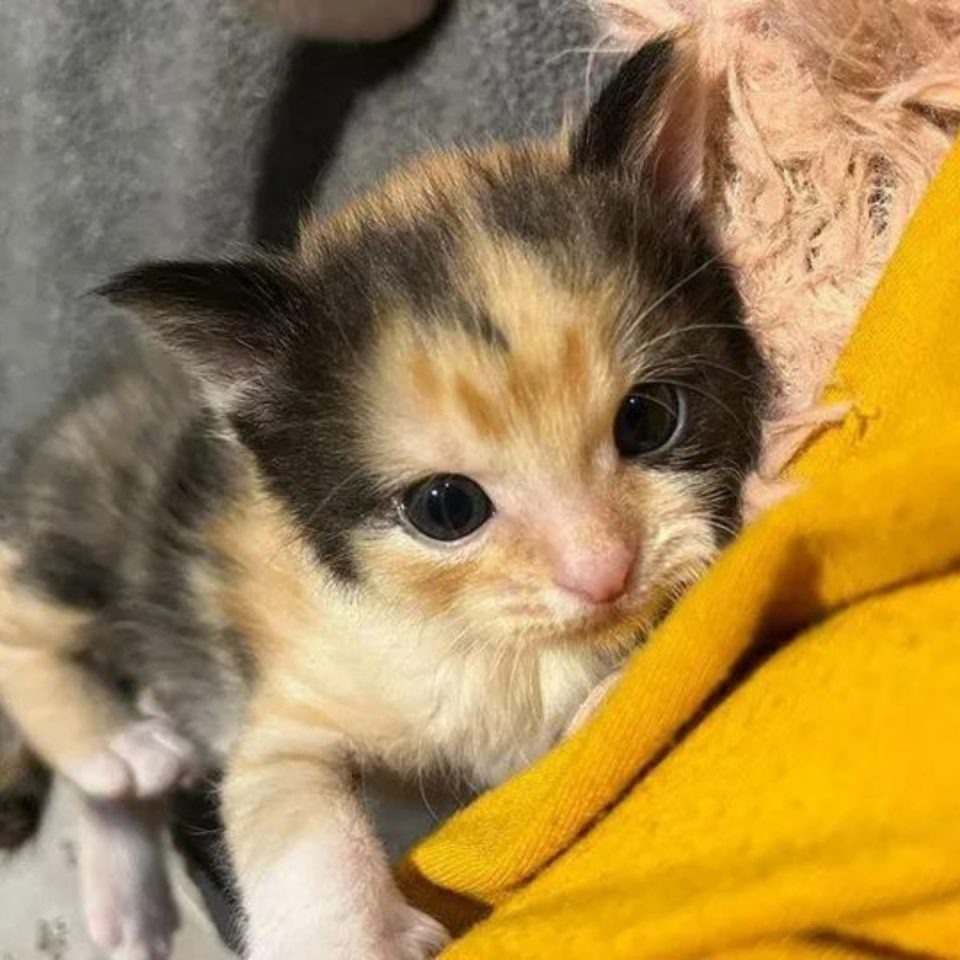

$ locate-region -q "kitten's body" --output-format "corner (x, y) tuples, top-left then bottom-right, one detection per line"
(0, 329), (620, 960)
(0, 346), (247, 766)
(0, 42), (768, 960)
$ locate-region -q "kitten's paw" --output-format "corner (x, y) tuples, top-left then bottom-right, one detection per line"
(109, 720), (198, 797)
(563, 669), (624, 739)
(388, 903), (450, 959)
(70, 720), (198, 799)
(69, 748), (133, 799)
(79, 798), (179, 960)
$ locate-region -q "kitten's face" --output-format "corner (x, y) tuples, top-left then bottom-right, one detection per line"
(347, 163), (757, 650)
(105, 44), (767, 653)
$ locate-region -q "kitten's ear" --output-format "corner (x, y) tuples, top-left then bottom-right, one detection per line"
(571, 37), (707, 204)
(99, 258), (309, 404)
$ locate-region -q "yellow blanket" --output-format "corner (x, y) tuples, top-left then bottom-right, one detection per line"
(401, 137), (960, 959)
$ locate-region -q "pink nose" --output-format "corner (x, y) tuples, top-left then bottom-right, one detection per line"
(553, 542), (636, 605)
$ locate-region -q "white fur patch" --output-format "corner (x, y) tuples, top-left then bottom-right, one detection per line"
(241, 827), (448, 960)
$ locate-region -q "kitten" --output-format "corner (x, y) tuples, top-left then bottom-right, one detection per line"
(0, 41), (767, 960)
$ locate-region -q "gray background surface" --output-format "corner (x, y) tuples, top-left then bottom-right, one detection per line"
(0, 0), (605, 955)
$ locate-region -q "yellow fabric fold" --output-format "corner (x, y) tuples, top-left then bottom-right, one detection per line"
(401, 137), (960, 958)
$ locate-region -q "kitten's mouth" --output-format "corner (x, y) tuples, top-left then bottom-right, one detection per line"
(519, 597), (655, 650)
(576, 601), (657, 644)
(515, 575), (686, 650)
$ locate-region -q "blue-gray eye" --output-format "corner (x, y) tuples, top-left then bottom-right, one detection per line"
(614, 383), (685, 458)
(400, 474), (493, 541)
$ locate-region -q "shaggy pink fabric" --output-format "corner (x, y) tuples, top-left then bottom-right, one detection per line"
(590, 0), (960, 510)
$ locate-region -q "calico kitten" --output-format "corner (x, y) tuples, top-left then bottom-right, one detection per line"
(0, 40), (767, 960)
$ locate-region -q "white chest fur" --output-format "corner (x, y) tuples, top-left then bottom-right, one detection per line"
(288, 596), (616, 787)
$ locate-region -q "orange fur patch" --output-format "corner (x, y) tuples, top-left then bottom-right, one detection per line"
(410, 350), (443, 405)
(0, 545), (131, 768)
(560, 326), (589, 390)
(454, 372), (506, 442)
(391, 553), (480, 619)
(0, 545), (93, 654)
(299, 143), (566, 260)
(206, 464), (323, 669)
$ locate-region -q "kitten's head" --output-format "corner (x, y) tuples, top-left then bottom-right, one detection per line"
(103, 41), (767, 652)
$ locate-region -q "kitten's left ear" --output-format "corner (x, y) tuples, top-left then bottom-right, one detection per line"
(571, 37), (708, 205)
(98, 257), (310, 406)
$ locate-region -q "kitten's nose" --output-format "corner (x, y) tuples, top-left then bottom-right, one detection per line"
(553, 542), (636, 605)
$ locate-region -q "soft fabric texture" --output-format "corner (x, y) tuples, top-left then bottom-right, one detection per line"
(0, 0), (601, 466)
(400, 135), (960, 957)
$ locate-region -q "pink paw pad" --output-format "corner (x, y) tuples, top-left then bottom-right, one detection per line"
(69, 720), (199, 799)
(109, 720), (198, 797)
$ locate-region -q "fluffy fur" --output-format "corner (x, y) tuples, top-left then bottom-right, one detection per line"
(590, 0), (960, 505)
(0, 43), (767, 960)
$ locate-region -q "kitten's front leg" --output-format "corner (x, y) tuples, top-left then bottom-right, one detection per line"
(223, 704), (448, 960)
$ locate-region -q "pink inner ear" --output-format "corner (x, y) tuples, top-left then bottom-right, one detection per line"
(644, 40), (710, 205)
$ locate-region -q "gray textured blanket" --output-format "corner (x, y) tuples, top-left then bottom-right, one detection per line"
(1, 0), (600, 458)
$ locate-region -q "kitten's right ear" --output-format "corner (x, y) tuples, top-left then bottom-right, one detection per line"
(571, 36), (708, 205)
(99, 258), (310, 404)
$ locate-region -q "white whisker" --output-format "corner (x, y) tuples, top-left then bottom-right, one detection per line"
(620, 255), (720, 341)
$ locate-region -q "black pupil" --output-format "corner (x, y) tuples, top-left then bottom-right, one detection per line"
(614, 383), (682, 458)
(402, 474), (491, 542)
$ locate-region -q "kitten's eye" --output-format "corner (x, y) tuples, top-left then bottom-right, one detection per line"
(400, 474), (493, 542)
(614, 383), (685, 458)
